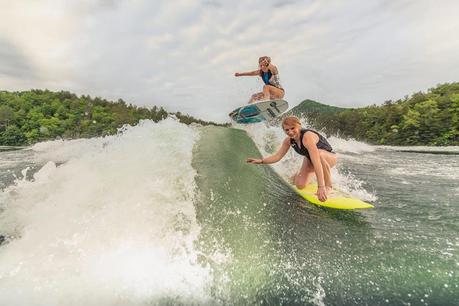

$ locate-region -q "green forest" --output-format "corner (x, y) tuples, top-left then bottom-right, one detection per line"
(289, 82), (459, 146)
(2, 82), (459, 146)
(0, 90), (224, 146)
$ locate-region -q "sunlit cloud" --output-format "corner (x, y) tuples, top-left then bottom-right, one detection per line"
(1, 0), (459, 122)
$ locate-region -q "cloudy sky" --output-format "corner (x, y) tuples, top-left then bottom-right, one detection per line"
(1, 0), (459, 122)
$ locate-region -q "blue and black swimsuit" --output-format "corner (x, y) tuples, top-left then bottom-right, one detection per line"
(290, 129), (334, 161)
(260, 70), (283, 90)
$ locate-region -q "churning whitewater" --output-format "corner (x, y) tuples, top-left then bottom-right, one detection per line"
(0, 118), (458, 305)
(0, 119), (213, 305)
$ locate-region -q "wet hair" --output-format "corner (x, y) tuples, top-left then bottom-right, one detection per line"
(258, 56), (271, 65)
(258, 56), (272, 78)
(282, 116), (301, 128)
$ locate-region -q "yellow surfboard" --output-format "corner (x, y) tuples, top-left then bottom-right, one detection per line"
(292, 183), (374, 210)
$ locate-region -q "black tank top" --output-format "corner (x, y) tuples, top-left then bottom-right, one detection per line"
(290, 129), (333, 160)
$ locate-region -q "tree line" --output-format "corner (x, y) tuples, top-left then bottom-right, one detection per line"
(3, 82), (458, 146)
(290, 82), (459, 146)
(0, 89), (226, 146)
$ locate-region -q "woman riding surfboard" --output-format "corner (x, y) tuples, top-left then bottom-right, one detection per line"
(235, 56), (285, 103)
(246, 116), (337, 202)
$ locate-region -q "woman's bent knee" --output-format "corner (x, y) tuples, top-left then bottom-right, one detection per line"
(295, 182), (306, 189)
(319, 150), (337, 167)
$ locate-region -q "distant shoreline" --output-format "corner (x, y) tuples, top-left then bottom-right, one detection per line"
(287, 82), (459, 146)
(0, 89), (227, 146)
(2, 82), (459, 146)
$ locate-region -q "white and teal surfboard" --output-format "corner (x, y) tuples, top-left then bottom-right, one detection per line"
(229, 99), (288, 124)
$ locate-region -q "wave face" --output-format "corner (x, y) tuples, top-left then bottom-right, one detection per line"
(193, 122), (458, 305)
(1, 119), (458, 305)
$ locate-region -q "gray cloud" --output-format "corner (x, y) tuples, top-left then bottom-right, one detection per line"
(202, 0), (222, 8)
(272, 0), (303, 8)
(1, 0), (459, 122)
(0, 38), (38, 80)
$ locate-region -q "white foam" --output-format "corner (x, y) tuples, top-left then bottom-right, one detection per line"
(332, 170), (377, 202)
(0, 118), (213, 305)
(379, 145), (459, 153)
(310, 274), (326, 306)
(387, 152), (459, 180)
(328, 136), (376, 154)
(243, 121), (377, 202)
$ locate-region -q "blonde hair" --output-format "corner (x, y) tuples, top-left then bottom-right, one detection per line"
(282, 116), (301, 128)
(258, 56), (271, 65)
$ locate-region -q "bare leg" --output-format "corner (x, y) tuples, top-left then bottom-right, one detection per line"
(263, 85), (271, 100)
(250, 86), (284, 103)
(264, 85), (285, 100)
(249, 92), (265, 103)
(294, 157), (315, 189)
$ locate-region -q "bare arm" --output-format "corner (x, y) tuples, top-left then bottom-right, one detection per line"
(267, 64), (279, 75)
(303, 132), (327, 201)
(235, 70), (260, 77)
(246, 137), (290, 164)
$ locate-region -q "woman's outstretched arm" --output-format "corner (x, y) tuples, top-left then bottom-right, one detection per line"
(246, 138), (290, 164)
(302, 133), (327, 201)
(235, 70), (260, 77)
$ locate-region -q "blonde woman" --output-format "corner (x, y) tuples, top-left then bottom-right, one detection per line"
(235, 56), (285, 103)
(247, 116), (337, 202)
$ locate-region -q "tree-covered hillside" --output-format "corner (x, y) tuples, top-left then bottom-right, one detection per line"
(290, 82), (459, 146)
(0, 90), (225, 146)
(289, 99), (346, 116)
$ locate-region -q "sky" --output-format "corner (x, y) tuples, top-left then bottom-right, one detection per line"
(1, 0), (459, 122)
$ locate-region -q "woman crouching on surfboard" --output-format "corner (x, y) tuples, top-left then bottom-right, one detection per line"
(247, 116), (337, 202)
(234, 56), (285, 103)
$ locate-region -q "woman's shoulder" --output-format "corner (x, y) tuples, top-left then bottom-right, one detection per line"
(283, 137), (292, 145)
(269, 65), (279, 74)
(302, 129), (317, 136)
(302, 130), (319, 143)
